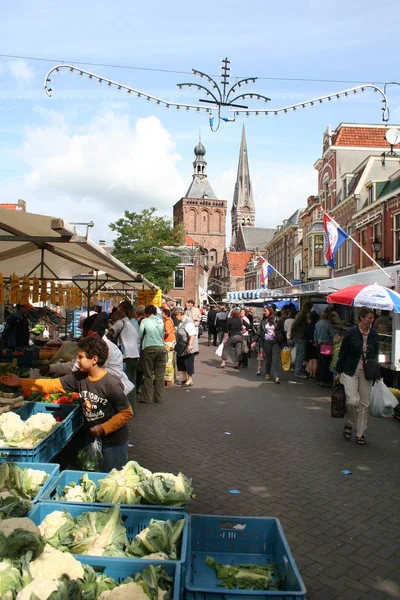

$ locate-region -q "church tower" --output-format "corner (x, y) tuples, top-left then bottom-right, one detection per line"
(173, 139), (227, 264)
(231, 125), (255, 246)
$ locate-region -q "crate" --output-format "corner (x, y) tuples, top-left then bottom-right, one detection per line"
(0, 462), (60, 503)
(0, 403), (81, 463)
(74, 558), (181, 600)
(28, 502), (188, 565)
(40, 470), (187, 511)
(16, 401), (83, 445)
(185, 515), (306, 600)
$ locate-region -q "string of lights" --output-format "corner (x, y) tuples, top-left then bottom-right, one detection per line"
(43, 58), (390, 131)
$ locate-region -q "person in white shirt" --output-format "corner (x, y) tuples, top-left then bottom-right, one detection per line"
(107, 309), (140, 411)
(40, 314), (134, 399)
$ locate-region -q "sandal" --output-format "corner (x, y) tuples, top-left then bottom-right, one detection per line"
(357, 436), (366, 445)
(343, 426), (352, 440)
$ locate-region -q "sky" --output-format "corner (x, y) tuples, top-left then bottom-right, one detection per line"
(1, 0), (400, 245)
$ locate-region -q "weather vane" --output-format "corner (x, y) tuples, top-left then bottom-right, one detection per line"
(44, 58), (390, 132)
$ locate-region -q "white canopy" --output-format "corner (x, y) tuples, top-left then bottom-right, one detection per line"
(0, 208), (157, 291)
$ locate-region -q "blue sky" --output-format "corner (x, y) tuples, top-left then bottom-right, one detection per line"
(1, 0), (400, 243)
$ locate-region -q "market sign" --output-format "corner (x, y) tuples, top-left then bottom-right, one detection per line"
(137, 289), (162, 307)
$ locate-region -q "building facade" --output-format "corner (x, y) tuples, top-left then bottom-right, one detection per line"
(173, 140), (227, 268)
(265, 210), (303, 288)
(166, 235), (208, 306)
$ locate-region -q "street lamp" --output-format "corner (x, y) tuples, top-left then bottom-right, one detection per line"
(300, 269), (306, 283)
(371, 237), (382, 260)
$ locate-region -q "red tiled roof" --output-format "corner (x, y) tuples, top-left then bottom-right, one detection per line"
(185, 234), (198, 247)
(226, 252), (252, 277)
(0, 204), (19, 210)
(334, 127), (400, 148)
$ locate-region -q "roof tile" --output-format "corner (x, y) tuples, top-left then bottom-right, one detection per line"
(226, 251), (252, 276)
(334, 127), (400, 148)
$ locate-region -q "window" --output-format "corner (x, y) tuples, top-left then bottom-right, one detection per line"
(346, 225), (354, 266)
(323, 179), (329, 209)
(368, 185), (375, 204)
(360, 228), (367, 268)
(314, 234), (324, 266)
(373, 221), (381, 242)
(174, 269), (184, 289)
(337, 245), (344, 269)
(394, 214), (400, 262)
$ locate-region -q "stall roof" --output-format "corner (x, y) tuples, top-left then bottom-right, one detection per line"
(0, 208), (158, 290)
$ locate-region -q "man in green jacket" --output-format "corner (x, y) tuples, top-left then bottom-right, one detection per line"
(139, 305), (166, 404)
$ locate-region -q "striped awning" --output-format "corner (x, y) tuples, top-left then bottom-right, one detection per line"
(227, 288), (266, 301)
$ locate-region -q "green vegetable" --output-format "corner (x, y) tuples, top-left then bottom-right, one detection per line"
(96, 462), (150, 505)
(205, 556), (281, 591)
(137, 472), (194, 507)
(55, 475), (97, 503)
(0, 463), (49, 501)
(0, 496), (32, 520)
(133, 565), (174, 600)
(0, 518), (45, 560)
(0, 560), (23, 599)
(79, 565), (117, 600)
(76, 442), (102, 472)
(126, 518), (185, 560)
(47, 575), (81, 599)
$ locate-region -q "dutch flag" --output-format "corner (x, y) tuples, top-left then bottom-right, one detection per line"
(323, 212), (349, 269)
(260, 257), (274, 286)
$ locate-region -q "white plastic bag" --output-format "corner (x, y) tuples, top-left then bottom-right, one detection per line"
(291, 346), (296, 366)
(370, 379), (399, 418)
(215, 342), (224, 358)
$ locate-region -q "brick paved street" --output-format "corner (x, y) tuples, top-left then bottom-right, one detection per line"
(128, 339), (400, 599)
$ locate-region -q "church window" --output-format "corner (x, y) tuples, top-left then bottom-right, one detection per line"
(201, 210), (209, 233)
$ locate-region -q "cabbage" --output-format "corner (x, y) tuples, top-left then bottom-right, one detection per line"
(137, 472), (194, 507)
(126, 518), (185, 560)
(96, 462), (150, 505)
(0, 561), (23, 599)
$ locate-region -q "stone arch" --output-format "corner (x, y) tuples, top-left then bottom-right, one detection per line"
(214, 210), (223, 234)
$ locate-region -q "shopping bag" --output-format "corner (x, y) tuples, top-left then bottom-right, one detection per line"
(241, 339), (249, 354)
(76, 439), (103, 471)
(320, 344), (333, 355)
(281, 347), (291, 372)
(291, 346), (296, 366)
(215, 342), (224, 358)
(370, 379), (399, 418)
(331, 382), (346, 418)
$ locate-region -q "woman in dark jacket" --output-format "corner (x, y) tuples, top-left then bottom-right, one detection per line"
(220, 309), (243, 369)
(335, 307), (379, 445)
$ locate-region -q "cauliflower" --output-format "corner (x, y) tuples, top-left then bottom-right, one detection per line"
(0, 517), (40, 537)
(29, 547), (84, 581)
(26, 469), (48, 489)
(23, 414), (57, 437)
(0, 413), (25, 443)
(16, 579), (58, 600)
(63, 485), (87, 502)
(39, 511), (67, 539)
(141, 552), (168, 560)
(99, 582), (149, 600)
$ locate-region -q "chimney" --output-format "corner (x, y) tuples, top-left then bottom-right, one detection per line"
(17, 199), (26, 211)
(99, 240), (106, 247)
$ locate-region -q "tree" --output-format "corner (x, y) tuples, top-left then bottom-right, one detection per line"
(109, 208), (185, 292)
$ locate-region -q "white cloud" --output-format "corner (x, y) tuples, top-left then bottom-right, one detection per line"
(7, 60), (35, 85)
(10, 112), (186, 242)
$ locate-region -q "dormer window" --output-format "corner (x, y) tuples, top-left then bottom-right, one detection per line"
(368, 185), (375, 204)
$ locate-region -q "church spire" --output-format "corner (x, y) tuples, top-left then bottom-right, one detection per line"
(231, 125), (255, 244)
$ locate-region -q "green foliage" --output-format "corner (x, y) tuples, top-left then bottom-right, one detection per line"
(126, 518), (185, 560)
(205, 556), (281, 591)
(0, 529), (45, 561)
(0, 497), (32, 520)
(109, 208), (185, 292)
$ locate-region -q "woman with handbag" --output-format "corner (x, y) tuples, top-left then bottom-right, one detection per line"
(174, 307), (198, 387)
(334, 307), (379, 445)
(314, 309), (335, 387)
(239, 308), (251, 368)
(262, 310), (282, 384)
(305, 311), (319, 380)
(162, 308), (176, 387)
(220, 309), (243, 369)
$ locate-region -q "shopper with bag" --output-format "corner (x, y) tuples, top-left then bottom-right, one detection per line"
(305, 310), (319, 380)
(174, 308), (198, 386)
(239, 308), (251, 368)
(220, 309), (243, 369)
(335, 307), (379, 445)
(314, 309), (335, 387)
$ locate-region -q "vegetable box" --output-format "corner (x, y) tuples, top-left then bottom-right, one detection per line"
(185, 515), (306, 600)
(40, 470), (187, 511)
(75, 558), (181, 600)
(16, 401), (83, 446)
(28, 502), (189, 565)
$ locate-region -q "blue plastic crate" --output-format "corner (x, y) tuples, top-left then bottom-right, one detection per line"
(0, 462), (60, 503)
(40, 470), (187, 511)
(74, 558), (180, 600)
(16, 401), (83, 445)
(185, 515), (306, 600)
(28, 502), (188, 565)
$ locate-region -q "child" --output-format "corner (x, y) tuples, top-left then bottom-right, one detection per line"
(0, 337), (133, 471)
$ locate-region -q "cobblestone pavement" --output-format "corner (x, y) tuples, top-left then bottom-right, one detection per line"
(128, 339), (400, 599)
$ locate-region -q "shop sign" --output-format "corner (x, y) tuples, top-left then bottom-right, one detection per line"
(137, 289), (162, 307)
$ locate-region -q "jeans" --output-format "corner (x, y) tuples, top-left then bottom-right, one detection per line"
(141, 346), (166, 403)
(102, 441), (129, 472)
(124, 357), (139, 413)
(263, 340), (281, 379)
(222, 335), (242, 363)
(293, 337), (306, 375)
